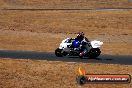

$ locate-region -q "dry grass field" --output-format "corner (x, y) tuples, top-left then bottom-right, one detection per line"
(0, 10), (131, 54)
(0, 0), (132, 88)
(1, 0), (132, 9)
(0, 58), (132, 88)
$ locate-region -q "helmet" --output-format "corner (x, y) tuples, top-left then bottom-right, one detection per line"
(80, 32), (84, 36)
(77, 32), (84, 40)
(77, 32), (84, 36)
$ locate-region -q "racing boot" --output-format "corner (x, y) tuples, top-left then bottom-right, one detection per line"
(79, 49), (87, 58)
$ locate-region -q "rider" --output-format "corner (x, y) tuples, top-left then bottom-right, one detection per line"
(75, 32), (89, 43)
(71, 32), (90, 49)
(75, 32), (85, 42)
(75, 32), (91, 57)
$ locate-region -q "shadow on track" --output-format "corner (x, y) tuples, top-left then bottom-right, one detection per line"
(0, 50), (131, 65)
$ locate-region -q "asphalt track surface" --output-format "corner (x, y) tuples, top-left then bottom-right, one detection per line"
(0, 50), (131, 65)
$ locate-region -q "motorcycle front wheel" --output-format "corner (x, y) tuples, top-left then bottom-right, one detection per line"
(55, 48), (63, 57)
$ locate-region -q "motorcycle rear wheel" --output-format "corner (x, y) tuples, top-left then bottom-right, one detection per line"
(88, 48), (101, 58)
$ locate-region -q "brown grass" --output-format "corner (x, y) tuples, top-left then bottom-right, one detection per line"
(0, 10), (132, 35)
(0, 10), (131, 55)
(2, 0), (132, 9)
(0, 58), (132, 88)
(0, 30), (131, 55)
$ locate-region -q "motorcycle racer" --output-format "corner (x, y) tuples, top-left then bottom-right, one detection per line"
(75, 32), (90, 42)
(76, 32), (85, 42)
(75, 32), (91, 57)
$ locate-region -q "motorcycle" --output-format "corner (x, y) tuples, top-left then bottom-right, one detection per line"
(55, 38), (103, 58)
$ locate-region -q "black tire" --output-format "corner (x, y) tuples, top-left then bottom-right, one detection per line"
(88, 48), (101, 58)
(79, 55), (83, 59)
(76, 76), (87, 85)
(62, 51), (68, 56)
(55, 48), (63, 57)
